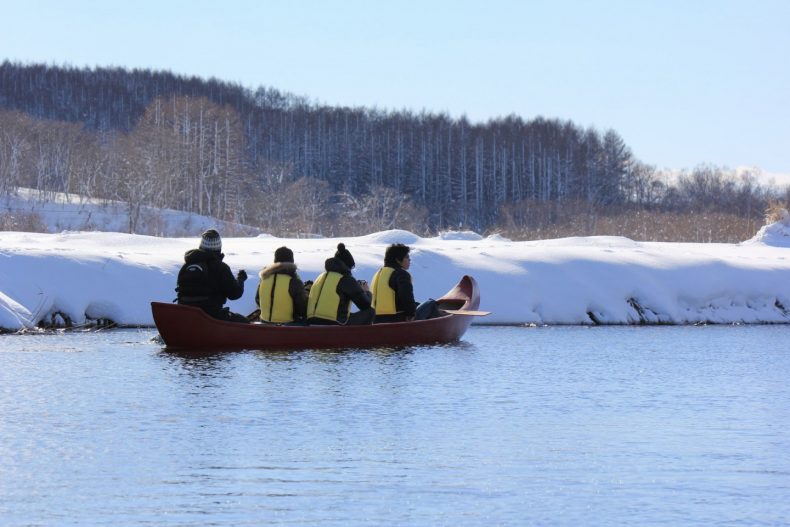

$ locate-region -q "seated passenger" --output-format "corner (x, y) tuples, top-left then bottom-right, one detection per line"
(307, 243), (374, 325)
(175, 229), (248, 323)
(371, 243), (440, 323)
(255, 246), (307, 324)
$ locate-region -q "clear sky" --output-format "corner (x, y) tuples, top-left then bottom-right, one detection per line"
(2, 0), (789, 175)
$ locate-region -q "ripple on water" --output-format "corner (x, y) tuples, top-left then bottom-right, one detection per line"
(0, 325), (789, 525)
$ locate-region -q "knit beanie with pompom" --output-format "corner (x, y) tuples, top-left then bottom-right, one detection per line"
(199, 229), (222, 252)
(334, 243), (355, 269)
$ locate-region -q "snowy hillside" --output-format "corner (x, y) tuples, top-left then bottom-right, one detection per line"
(1, 188), (261, 236)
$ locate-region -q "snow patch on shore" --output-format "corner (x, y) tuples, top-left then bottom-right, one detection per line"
(2, 221), (789, 331)
(744, 209), (790, 247)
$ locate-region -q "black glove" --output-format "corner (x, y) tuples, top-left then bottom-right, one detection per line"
(237, 269), (247, 282)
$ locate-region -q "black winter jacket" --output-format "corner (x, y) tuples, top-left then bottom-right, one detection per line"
(176, 249), (244, 309)
(322, 257), (372, 322)
(373, 264), (417, 323)
(388, 265), (417, 318)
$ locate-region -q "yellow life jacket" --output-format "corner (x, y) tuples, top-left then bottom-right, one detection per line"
(307, 271), (349, 322)
(258, 273), (294, 323)
(371, 267), (397, 315)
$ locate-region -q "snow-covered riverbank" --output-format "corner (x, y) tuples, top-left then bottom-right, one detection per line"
(2, 216), (789, 330)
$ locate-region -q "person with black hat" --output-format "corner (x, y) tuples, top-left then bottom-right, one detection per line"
(255, 246), (307, 324)
(306, 243), (374, 325)
(175, 229), (248, 323)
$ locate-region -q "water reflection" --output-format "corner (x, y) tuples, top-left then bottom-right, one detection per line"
(156, 348), (239, 393)
(160, 348), (235, 367)
(158, 342), (457, 364)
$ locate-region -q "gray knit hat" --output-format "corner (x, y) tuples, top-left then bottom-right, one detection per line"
(199, 229), (222, 252)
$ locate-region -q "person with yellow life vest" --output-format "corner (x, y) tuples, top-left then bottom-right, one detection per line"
(371, 243), (441, 323)
(255, 246), (307, 324)
(370, 243), (416, 323)
(307, 243), (375, 325)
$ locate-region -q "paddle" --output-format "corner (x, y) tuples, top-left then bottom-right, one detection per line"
(442, 309), (491, 316)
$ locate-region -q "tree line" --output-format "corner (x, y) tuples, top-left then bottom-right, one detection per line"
(0, 61), (786, 240)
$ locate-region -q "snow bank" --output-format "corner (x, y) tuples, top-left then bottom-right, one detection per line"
(744, 209), (790, 247)
(2, 225), (790, 331)
(434, 231), (483, 241)
(362, 230), (422, 245)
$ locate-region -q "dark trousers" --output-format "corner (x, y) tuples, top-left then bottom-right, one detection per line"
(307, 307), (375, 326)
(375, 313), (408, 323)
(201, 305), (249, 324)
(347, 307), (375, 325)
(374, 300), (440, 324)
(414, 299), (440, 320)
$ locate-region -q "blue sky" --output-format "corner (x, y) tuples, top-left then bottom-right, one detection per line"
(2, 0), (789, 174)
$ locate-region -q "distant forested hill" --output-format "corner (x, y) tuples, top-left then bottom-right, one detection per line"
(0, 61), (783, 239)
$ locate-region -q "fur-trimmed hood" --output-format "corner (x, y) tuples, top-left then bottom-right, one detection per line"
(259, 262), (298, 280)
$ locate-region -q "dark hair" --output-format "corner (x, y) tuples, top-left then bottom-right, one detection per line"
(274, 246), (294, 263)
(384, 243), (410, 267)
(335, 243), (355, 269)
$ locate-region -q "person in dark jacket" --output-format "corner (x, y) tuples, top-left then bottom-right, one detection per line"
(371, 243), (439, 323)
(307, 243), (374, 325)
(255, 246), (307, 324)
(175, 229), (248, 323)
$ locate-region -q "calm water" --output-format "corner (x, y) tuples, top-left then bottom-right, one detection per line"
(1, 325), (789, 526)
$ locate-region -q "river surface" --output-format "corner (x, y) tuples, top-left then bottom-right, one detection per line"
(1, 325), (789, 526)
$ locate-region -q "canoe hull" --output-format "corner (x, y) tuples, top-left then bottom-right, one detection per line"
(152, 275), (480, 350)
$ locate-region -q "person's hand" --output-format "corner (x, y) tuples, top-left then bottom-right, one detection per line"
(237, 269), (247, 282)
(358, 279), (369, 292)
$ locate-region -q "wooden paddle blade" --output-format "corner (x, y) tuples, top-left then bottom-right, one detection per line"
(443, 309), (491, 316)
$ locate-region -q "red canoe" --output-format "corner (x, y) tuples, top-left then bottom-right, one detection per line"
(151, 275), (482, 350)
